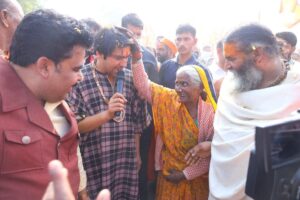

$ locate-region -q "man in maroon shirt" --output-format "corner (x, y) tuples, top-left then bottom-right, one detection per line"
(0, 9), (92, 200)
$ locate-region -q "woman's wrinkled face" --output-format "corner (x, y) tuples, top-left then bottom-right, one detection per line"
(175, 72), (201, 104)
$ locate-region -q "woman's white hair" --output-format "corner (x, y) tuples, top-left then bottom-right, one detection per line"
(176, 65), (202, 87)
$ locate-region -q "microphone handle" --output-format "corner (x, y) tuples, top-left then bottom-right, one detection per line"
(115, 79), (123, 117)
(115, 110), (121, 117)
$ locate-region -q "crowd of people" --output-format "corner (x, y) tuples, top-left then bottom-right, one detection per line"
(1, 0), (300, 200)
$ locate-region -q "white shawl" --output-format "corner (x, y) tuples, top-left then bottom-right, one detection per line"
(209, 64), (300, 200)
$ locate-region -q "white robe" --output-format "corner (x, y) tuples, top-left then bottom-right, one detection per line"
(209, 63), (300, 200)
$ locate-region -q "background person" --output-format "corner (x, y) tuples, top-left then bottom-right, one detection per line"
(159, 24), (210, 89)
(209, 40), (227, 98)
(121, 13), (159, 83)
(276, 31), (299, 68)
(0, 0), (23, 59)
(156, 37), (177, 64)
(81, 18), (102, 65)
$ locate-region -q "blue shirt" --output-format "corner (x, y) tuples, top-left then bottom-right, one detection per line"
(141, 46), (159, 83)
(159, 55), (207, 89)
(127, 46), (159, 83)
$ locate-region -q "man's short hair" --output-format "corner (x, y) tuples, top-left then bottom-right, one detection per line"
(275, 31), (297, 47)
(121, 13), (143, 28)
(176, 24), (196, 37)
(93, 27), (131, 59)
(81, 18), (102, 34)
(9, 9), (93, 67)
(225, 24), (279, 56)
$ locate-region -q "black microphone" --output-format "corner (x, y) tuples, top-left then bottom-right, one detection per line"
(115, 70), (125, 117)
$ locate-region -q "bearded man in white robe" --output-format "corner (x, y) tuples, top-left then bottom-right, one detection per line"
(209, 24), (300, 200)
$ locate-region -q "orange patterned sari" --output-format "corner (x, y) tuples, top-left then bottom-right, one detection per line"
(151, 83), (210, 200)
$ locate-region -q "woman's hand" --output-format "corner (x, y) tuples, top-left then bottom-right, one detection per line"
(164, 169), (186, 184)
(114, 26), (142, 64)
(185, 141), (211, 165)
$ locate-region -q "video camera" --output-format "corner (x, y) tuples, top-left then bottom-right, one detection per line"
(246, 119), (300, 200)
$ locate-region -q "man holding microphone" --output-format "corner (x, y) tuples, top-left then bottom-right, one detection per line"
(67, 26), (150, 200)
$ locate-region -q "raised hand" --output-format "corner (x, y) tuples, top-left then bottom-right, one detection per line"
(114, 26), (142, 63)
(43, 160), (111, 200)
(42, 160), (76, 200)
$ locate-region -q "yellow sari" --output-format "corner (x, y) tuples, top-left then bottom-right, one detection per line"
(151, 82), (212, 200)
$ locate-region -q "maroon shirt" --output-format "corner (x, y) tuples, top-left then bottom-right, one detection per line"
(0, 58), (80, 200)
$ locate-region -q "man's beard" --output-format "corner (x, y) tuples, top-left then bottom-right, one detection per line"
(226, 59), (263, 94)
(158, 55), (168, 63)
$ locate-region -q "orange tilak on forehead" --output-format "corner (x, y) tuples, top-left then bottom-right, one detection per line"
(224, 43), (245, 58)
(122, 47), (131, 56)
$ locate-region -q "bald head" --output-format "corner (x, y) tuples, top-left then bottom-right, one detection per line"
(0, 0), (24, 52)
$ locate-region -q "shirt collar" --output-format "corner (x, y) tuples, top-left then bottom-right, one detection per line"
(175, 54), (198, 65)
(0, 59), (31, 112)
(44, 101), (62, 115)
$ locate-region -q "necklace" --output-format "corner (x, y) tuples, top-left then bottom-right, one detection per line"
(91, 62), (125, 122)
(266, 62), (288, 88)
(91, 62), (110, 104)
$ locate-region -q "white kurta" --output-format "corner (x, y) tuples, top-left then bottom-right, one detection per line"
(209, 63), (300, 200)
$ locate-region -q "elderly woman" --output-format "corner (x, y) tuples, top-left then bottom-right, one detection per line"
(132, 59), (217, 199)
